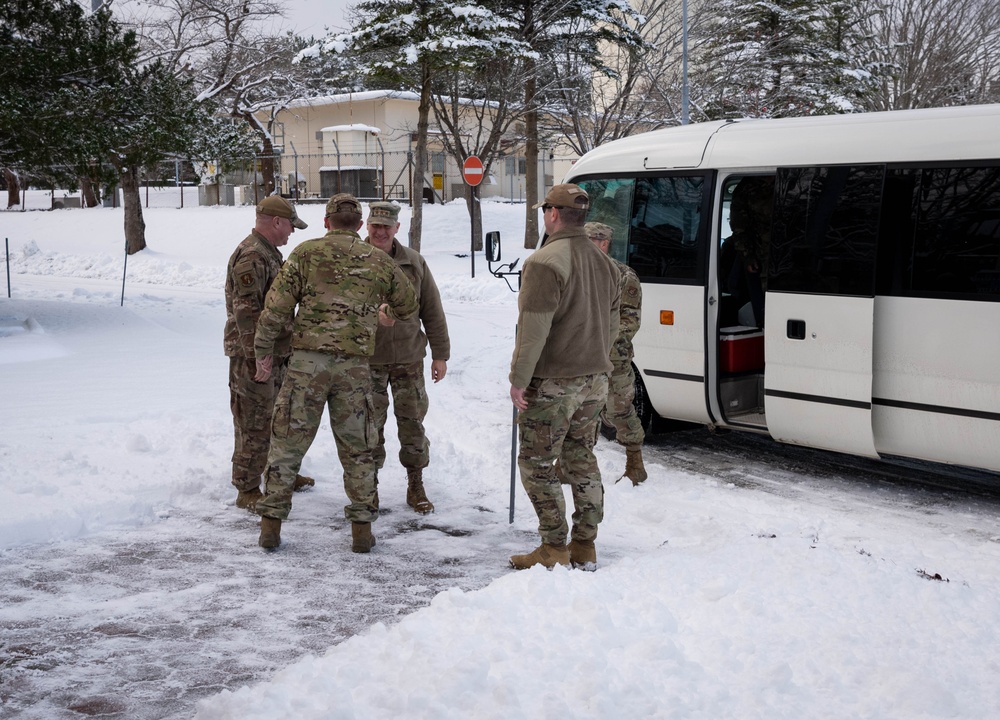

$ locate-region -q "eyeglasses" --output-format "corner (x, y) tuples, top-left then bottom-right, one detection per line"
(542, 204), (560, 212)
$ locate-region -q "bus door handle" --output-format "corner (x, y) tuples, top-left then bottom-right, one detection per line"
(787, 319), (806, 340)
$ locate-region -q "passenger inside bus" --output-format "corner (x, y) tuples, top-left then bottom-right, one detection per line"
(726, 176), (774, 327)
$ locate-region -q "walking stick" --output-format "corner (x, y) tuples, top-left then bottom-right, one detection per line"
(509, 404), (517, 524)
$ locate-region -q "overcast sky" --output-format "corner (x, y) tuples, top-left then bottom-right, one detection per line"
(281, 0), (355, 38)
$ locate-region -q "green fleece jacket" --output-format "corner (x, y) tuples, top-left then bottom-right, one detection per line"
(509, 227), (621, 389)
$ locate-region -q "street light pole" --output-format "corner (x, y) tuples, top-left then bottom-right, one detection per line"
(682, 0), (689, 125)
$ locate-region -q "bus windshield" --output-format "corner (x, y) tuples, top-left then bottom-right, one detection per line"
(578, 175), (708, 284)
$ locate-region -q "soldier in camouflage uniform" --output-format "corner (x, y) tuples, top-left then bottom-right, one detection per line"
(508, 185), (621, 571)
(585, 222), (647, 486)
(364, 202), (450, 514)
(252, 194), (418, 552)
(729, 176), (774, 327)
(224, 196), (313, 511)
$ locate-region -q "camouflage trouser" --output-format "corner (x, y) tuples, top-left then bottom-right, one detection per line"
(256, 350), (379, 524)
(517, 373), (608, 546)
(229, 356), (287, 492)
(370, 361), (429, 471)
(601, 359), (645, 447)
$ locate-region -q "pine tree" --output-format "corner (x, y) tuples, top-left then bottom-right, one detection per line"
(305, 0), (531, 250)
(0, 0), (137, 180)
(692, 0), (873, 119)
(495, 0), (646, 246)
(534, 0), (649, 154)
(0, 0), (226, 253)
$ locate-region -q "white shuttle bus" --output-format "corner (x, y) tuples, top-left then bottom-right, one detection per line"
(564, 105), (1000, 474)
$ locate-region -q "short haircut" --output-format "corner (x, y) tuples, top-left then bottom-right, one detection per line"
(327, 210), (362, 229)
(560, 207), (587, 226)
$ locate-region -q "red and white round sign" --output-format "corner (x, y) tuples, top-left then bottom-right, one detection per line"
(462, 156), (484, 186)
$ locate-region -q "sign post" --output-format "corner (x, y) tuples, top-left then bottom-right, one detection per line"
(463, 156), (484, 278)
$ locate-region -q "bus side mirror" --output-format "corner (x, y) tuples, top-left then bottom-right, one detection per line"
(486, 231), (501, 262)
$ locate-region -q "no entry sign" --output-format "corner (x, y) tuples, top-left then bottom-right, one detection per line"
(462, 155), (484, 186)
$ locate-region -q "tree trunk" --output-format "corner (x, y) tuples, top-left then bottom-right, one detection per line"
(464, 184), (483, 251)
(81, 177), (100, 208)
(259, 135), (276, 197)
(121, 166), (147, 255)
(524, 67), (540, 249)
(3, 169), (20, 208)
(409, 60), (432, 252)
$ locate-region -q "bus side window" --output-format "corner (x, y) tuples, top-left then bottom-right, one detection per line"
(770, 166), (882, 297)
(911, 166), (1000, 298)
(877, 165), (1000, 300)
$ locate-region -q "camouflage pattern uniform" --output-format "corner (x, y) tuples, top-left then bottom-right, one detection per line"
(602, 257), (644, 446)
(518, 374), (610, 545)
(510, 227), (621, 546)
(224, 230), (292, 492)
(254, 228), (418, 523)
(368, 236), (450, 472)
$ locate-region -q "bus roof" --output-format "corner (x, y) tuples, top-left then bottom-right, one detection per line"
(566, 104), (1000, 178)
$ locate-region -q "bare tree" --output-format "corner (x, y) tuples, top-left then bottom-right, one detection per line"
(306, 0), (531, 250)
(503, 0), (646, 247)
(541, 0), (713, 154)
(858, 0), (1000, 111)
(120, 0), (311, 193)
(431, 59), (533, 250)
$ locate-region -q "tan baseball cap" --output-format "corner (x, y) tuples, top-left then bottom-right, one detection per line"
(532, 183), (590, 210)
(367, 201), (401, 226)
(326, 193), (362, 216)
(257, 195), (307, 229)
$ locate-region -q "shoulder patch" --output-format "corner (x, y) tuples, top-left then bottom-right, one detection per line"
(239, 272), (255, 288)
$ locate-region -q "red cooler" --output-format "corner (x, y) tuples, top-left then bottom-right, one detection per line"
(720, 326), (764, 373)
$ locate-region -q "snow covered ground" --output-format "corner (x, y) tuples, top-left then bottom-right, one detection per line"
(2, 192), (1000, 719)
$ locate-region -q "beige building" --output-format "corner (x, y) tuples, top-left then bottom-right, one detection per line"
(264, 90), (576, 204)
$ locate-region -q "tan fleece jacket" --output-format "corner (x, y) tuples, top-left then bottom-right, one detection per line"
(509, 227), (621, 389)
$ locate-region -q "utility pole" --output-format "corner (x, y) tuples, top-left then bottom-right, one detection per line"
(682, 0), (689, 125)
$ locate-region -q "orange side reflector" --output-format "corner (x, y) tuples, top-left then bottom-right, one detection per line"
(660, 310), (674, 325)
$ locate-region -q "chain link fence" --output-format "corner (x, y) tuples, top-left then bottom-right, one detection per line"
(3, 149), (545, 211)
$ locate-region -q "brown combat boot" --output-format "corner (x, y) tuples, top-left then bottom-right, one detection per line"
(351, 522), (376, 553)
(509, 543), (570, 570)
(236, 487), (262, 511)
(620, 444), (648, 485)
(567, 539), (597, 571)
(406, 468), (434, 514)
(293, 474), (315, 491)
(258, 516), (281, 550)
